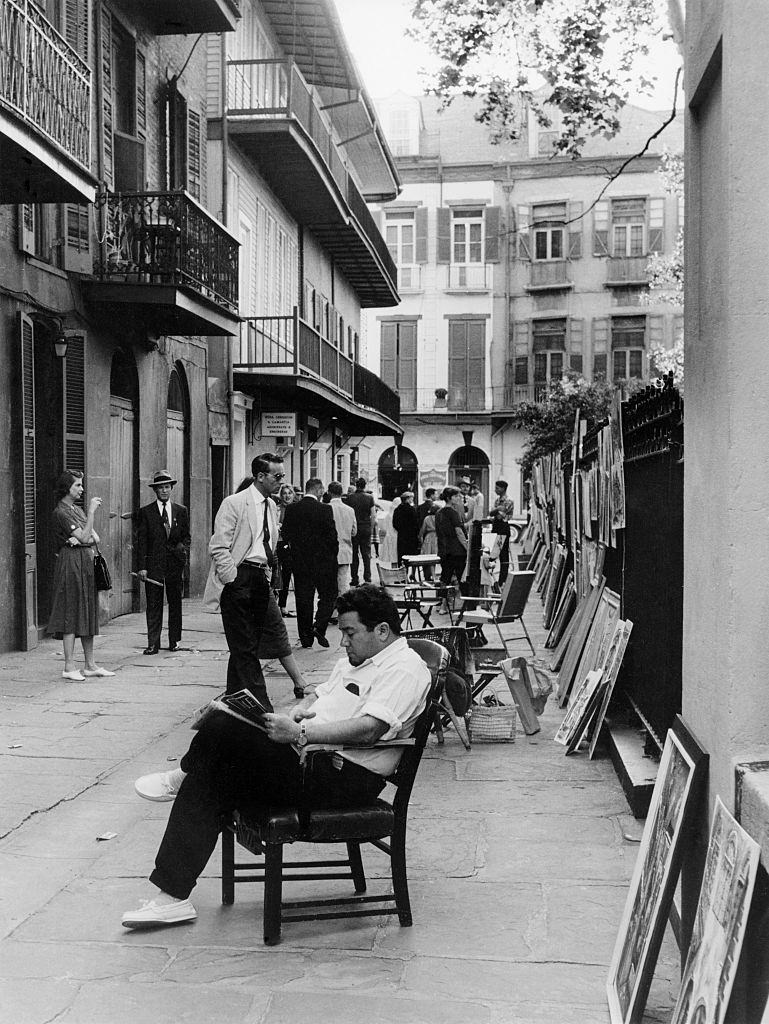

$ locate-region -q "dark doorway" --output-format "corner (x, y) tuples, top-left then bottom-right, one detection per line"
(378, 445), (418, 500)
(448, 445), (490, 505)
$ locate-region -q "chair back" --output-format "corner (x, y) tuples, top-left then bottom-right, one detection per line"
(378, 564), (408, 586)
(497, 571), (536, 621)
(388, 638), (449, 806)
(403, 626), (474, 680)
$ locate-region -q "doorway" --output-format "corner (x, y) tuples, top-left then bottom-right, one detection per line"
(378, 445), (418, 500)
(448, 445), (490, 506)
(109, 350), (138, 617)
(166, 364), (190, 508)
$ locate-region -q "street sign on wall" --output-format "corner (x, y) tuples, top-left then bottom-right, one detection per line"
(261, 412), (296, 437)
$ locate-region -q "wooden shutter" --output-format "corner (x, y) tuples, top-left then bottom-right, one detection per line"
(484, 206), (501, 262)
(415, 206), (428, 263)
(399, 322), (417, 405)
(467, 321), (485, 401)
(648, 314), (665, 348)
(648, 197), (665, 253)
(517, 205), (531, 260)
(20, 313), (36, 546)
(593, 200), (610, 256)
(514, 320), (530, 356)
(380, 322), (397, 390)
(64, 335), (86, 474)
(448, 321), (467, 392)
(187, 108), (202, 200)
(64, 0), (88, 59)
(592, 316), (610, 354)
(136, 49), (147, 139)
(18, 204), (36, 254)
(568, 201), (583, 258)
(101, 3), (114, 189)
(62, 204), (92, 273)
(569, 318), (584, 372)
(436, 207), (451, 264)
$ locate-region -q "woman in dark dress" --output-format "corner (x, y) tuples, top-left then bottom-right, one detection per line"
(48, 470), (115, 681)
(392, 491), (420, 576)
(435, 485), (468, 590)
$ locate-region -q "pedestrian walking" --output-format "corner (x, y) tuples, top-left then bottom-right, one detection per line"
(136, 470), (191, 655)
(47, 470), (115, 680)
(328, 480), (357, 594)
(417, 487), (437, 531)
(378, 496), (400, 568)
(392, 491), (419, 574)
(274, 483), (297, 617)
(281, 478), (338, 648)
(203, 453), (285, 709)
(344, 477), (376, 585)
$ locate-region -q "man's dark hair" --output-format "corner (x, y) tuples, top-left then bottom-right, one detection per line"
(336, 584), (401, 634)
(495, 479), (508, 489)
(327, 480), (343, 497)
(355, 477), (367, 490)
(251, 453), (283, 477)
(305, 477), (324, 494)
(424, 487), (436, 499)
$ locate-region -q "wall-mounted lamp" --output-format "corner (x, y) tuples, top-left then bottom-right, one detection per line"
(30, 312), (69, 359)
(53, 328), (68, 360)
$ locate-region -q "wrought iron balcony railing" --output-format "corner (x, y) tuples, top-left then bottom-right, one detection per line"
(93, 190), (239, 313)
(0, 0), (91, 170)
(444, 263), (492, 290)
(606, 256), (650, 285)
(354, 363), (400, 424)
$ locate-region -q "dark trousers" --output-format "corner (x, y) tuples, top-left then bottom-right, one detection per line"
(277, 546), (292, 609)
(440, 554), (468, 594)
(294, 569), (338, 645)
(146, 574), (183, 648)
(350, 527), (372, 585)
(219, 563), (272, 710)
(150, 711), (384, 900)
(497, 534), (511, 588)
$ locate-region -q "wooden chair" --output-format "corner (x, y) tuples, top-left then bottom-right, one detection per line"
(220, 637), (449, 945)
(377, 563), (443, 628)
(455, 571), (537, 657)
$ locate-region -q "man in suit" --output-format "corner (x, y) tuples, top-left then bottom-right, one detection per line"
(345, 477), (376, 585)
(203, 453), (284, 709)
(417, 487), (437, 531)
(327, 480), (357, 595)
(137, 470), (191, 655)
(281, 477), (338, 648)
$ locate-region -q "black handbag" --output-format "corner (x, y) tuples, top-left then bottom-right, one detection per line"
(93, 545), (112, 591)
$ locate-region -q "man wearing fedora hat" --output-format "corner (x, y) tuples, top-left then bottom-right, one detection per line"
(137, 470), (191, 655)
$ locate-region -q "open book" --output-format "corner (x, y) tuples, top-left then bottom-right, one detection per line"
(192, 689), (269, 732)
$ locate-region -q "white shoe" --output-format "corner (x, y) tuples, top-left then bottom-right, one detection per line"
(134, 770), (184, 802)
(62, 670), (85, 681)
(83, 667), (116, 677)
(122, 896), (197, 930)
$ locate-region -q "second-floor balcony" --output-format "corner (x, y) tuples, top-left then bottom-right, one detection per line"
(396, 383), (555, 414)
(133, 0), (239, 34)
(85, 190), (240, 337)
(226, 58), (398, 308)
(444, 263), (492, 291)
(0, 0), (96, 203)
(606, 256), (651, 286)
(526, 260), (573, 292)
(397, 265), (423, 292)
(234, 312), (400, 436)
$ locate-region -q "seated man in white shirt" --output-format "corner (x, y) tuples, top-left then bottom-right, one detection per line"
(122, 584), (432, 930)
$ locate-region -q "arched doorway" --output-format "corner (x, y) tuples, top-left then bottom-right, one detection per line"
(109, 349), (138, 616)
(378, 445), (418, 500)
(166, 364), (190, 509)
(448, 445), (490, 506)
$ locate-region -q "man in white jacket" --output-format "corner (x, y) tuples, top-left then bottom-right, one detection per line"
(328, 480), (357, 595)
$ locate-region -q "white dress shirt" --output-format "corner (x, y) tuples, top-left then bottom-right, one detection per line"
(245, 485), (279, 564)
(156, 499), (173, 529)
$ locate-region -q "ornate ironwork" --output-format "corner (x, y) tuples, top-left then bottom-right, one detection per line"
(94, 190), (239, 313)
(0, 0), (91, 170)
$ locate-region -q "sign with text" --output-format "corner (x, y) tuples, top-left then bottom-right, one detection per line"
(261, 412), (296, 437)
(420, 468), (447, 491)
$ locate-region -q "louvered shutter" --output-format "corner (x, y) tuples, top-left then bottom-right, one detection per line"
(64, 0), (88, 59)
(62, 205), (92, 273)
(101, 4), (114, 189)
(136, 50), (147, 139)
(593, 201), (610, 256)
(64, 335), (86, 475)
(568, 318), (584, 373)
(484, 206), (501, 262)
(380, 322), (397, 390)
(517, 206), (531, 260)
(467, 321), (485, 408)
(19, 312), (38, 650)
(187, 108), (202, 200)
(399, 322), (417, 409)
(436, 207), (451, 264)
(648, 197), (665, 253)
(568, 201), (583, 258)
(18, 204), (36, 254)
(415, 206), (428, 263)
(448, 321), (467, 405)
(648, 314), (665, 348)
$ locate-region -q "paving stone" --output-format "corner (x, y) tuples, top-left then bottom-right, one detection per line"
(55, 980), (262, 1024)
(262, 990), (492, 1024)
(0, 978), (79, 1024)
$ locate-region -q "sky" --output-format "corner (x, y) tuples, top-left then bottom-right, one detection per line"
(333, 0), (682, 112)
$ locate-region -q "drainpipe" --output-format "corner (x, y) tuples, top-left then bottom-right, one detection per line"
(221, 35), (235, 494)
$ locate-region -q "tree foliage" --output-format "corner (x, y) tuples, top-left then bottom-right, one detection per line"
(511, 374), (615, 477)
(409, 0), (679, 157)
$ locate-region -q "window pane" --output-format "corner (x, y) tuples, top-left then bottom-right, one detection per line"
(535, 230), (548, 260)
(454, 224), (466, 242)
(630, 225), (644, 256)
(613, 225), (627, 257)
(534, 353), (548, 381)
(469, 242), (482, 262)
(550, 352), (563, 379)
(470, 223), (482, 242)
(629, 350), (643, 378)
(402, 225), (414, 245)
(453, 243), (464, 264)
(551, 229), (563, 259)
(613, 350), (626, 381)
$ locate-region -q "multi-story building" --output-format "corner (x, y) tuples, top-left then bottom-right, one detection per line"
(0, 0), (400, 654)
(363, 92), (683, 505)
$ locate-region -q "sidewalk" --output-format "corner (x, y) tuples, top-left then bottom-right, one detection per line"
(0, 587), (678, 1023)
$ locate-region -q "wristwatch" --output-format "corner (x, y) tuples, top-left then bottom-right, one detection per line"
(297, 720), (308, 747)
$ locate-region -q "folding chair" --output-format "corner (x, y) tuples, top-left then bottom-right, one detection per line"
(455, 571), (536, 657)
(377, 564), (442, 628)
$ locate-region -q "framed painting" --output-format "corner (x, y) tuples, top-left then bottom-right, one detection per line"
(554, 669), (602, 746)
(569, 619), (633, 756)
(556, 577), (605, 705)
(607, 717), (708, 1024)
(588, 619), (634, 759)
(669, 796), (759, 1024)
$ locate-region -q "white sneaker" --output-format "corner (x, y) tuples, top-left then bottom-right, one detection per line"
(122, 896), (197, 930)
(134, 770), (184, 802)
(62, 670), (85, 681)
(83, 666), (116, 677)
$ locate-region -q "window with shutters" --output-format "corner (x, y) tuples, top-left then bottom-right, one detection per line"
(385, 210), (419, 289)
(611, 315), (646, 381)
(162, 84), (203, 200)
(448, 319), (485, 411)
(532, 318), (566, 397)
(18, 205), (64, 268)
(452, 209), (483, 264)
(611, 198), (646, 256)
(105, 12), (146, 193)
(532, 203), (565, 261)
(380, 321), (417, 411)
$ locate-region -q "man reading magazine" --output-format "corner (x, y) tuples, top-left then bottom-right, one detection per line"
(122, 585), (431, 929)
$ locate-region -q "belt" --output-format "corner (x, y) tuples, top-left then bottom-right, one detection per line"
(241, 560), (270, 571)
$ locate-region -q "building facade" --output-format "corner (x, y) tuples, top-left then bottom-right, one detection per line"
(363, 93), (683, 507)
(0, 0), (400, 654)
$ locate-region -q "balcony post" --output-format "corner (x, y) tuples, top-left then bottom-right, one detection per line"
(292, 306), (300, 374)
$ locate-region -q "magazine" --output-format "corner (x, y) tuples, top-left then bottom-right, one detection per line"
(191, 689), (269, 732)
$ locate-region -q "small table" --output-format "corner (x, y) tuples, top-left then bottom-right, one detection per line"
(400, 554), (441, 582)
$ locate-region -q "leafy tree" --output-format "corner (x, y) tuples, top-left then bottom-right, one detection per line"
(511, 374), (615, 477)
(409, 0), (683, 158)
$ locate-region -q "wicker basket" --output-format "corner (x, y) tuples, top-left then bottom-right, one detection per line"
(468, 704), (517, 743)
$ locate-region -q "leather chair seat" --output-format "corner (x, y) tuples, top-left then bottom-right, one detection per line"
(237, 800), (395, 846)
